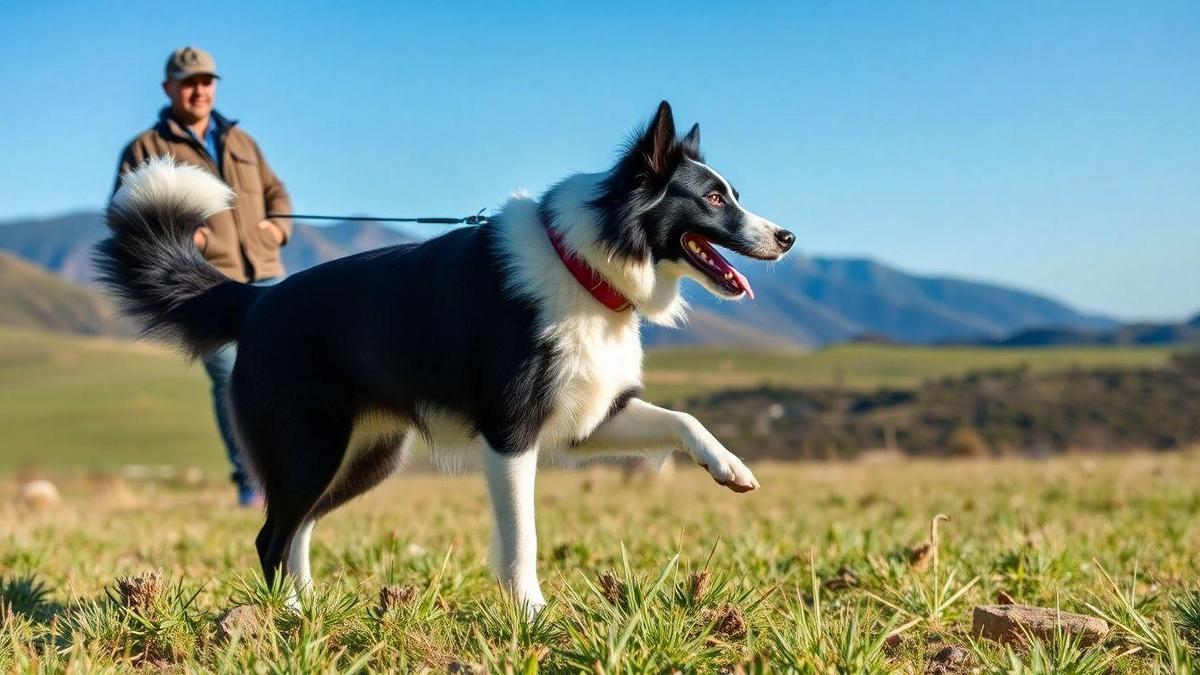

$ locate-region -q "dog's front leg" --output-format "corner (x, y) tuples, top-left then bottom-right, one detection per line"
(576, 398), (759, 493)
(483, 444), (546, 617)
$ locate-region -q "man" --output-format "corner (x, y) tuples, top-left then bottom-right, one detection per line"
(113, 46), (292, 506)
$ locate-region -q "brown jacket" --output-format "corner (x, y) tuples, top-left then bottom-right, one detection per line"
(114, 108), (292, 282)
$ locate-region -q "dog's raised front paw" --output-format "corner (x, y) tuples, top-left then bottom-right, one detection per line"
(699, 454), (759, 493)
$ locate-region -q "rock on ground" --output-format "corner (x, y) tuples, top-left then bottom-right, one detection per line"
(218, 605), (263, 640)
(924, 645), (971, 674)
(18, 480), (60, 510)
(972, 604), (1109, 647)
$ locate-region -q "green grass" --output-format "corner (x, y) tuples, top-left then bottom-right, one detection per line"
(3, 454), (1199, 672)
(2, 327), (1198, 671)
(0, 328), (222, 472)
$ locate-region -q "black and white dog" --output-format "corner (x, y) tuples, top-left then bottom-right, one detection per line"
(97, 102), (794, 613)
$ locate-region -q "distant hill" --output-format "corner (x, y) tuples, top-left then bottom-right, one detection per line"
(280, 219), (422, 272)
(0, 212), (102, 284)
(647, 256), (1116, 346)
(984, 315), (1200, 347)
(0, 252), (131, 336)
(1, 210), (1122, 347)
(0, 211), (418, 287)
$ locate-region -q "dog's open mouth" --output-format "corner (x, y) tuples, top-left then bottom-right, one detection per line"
(682, 233), (754, 299)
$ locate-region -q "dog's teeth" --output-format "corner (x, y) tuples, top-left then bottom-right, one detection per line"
(724, 272), (733, 280)
(688, 241), (701, 253)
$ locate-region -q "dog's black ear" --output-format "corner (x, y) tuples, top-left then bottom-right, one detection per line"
(682, 123), (701, 159)
(639, 101), (678, 177)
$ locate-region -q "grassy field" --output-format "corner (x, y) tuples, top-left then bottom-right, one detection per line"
(2, 328), (1198, 671)
(643, 344), (1176, 402)
(0, 327), (1176, 472)
(0, 328), (219, 472)
(3, 453), (1200, 672)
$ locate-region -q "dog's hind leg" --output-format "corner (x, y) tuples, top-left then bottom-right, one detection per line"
(236, 400), (352, 603)
(483, 444), (545, 617)
(310, 431), (412, 519)
(285, 519), (316, 600)
(275, 431), (412, 608)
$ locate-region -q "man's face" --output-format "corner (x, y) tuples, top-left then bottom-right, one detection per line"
(163, 74), (216, 123)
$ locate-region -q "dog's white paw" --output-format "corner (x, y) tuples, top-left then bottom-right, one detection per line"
(699, 453), (759, 493)
(523, 599), (547, 620)
(517, 591), (547, 620)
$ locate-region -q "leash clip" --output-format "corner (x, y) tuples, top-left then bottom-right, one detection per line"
(463, 208), (490, 226)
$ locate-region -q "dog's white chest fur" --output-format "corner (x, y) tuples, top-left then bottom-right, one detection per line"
(538, 313), (643, 449)
(492, 190), (654, 451)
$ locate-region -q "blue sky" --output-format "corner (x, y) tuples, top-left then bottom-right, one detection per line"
(1, 1), (1197, 320)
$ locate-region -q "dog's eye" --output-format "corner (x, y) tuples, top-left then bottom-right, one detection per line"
(705, 192), (725, 207)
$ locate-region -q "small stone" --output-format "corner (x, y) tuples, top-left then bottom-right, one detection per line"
(996, 590), (1016, 605)
(217, 605), (262, 639)
(448, 662), (484, 674)
(116, 570), (164, 612)
(972, 604), (1108, 647)
(924, 645), (970, 674)
(884, 632), (904, 653)
(18, 480), (60, 510)
(378, 584), (418, 612)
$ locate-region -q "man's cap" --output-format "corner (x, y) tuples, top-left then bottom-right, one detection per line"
(165, 46), (219, 82)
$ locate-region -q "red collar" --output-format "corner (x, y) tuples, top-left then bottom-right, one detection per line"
(545, 226), (633, 313)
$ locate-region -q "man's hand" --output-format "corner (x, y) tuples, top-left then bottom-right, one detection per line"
(193, 226), (212, 253)
(258, 220), (285, 246)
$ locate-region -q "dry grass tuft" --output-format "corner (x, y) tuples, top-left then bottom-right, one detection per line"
(689, 570), (711, 603)
(378, 584), (418, 613)
(703, 604), (748, 639)
(115, 569), (163, 612)
(598, 571), (625, 605)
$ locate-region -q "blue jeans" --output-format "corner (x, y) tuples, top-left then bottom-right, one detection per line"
(202, 276), (282, 502)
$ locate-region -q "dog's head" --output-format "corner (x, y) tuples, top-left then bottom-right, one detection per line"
(592, 101), (794, 302)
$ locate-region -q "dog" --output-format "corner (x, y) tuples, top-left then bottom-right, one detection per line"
(97, 101), (794, 614)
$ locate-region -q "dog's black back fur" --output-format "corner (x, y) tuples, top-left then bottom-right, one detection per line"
(235, 225), (559, 455)
(99, 193), (565, 582)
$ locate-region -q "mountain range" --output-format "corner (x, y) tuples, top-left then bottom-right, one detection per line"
(978, 315), (1200, 347)
(0, 210), (1151, 347)
(0, 251), (133, 336)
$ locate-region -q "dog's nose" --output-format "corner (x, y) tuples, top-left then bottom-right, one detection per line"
(775, 229), (796, 252)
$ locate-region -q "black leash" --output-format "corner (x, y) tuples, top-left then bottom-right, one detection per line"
(266, 209), (490, 226)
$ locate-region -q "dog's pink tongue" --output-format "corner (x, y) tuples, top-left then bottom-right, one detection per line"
(731, 267), (754, 300)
